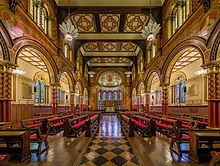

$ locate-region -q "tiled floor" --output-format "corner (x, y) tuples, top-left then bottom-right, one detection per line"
(79, 115), (141, 166)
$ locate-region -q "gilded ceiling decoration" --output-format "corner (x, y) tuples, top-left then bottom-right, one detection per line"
(100, 14), (120, 32)
(100, 42), (119, 51)
(89, 57), (131, 63)
(18, 48), (47, 72)
(124, 14), (149, 32)
(172, 48), (201, 73)
(83, 42), (99, 51)
(121, 42), (137, 51)
(98, 71), (122, 87)
(83, 42), (137, 52)
(70, 14), (96, 32)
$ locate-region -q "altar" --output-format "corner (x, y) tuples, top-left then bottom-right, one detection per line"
(106, 107), (115, 112)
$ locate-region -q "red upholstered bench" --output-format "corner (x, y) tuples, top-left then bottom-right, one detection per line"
(0, 154), (10, 166)
(156, 122), (172, 129)
(63, 115), (88, 137)
(134, 120), (147, 129)
(210, 151), (220, 166)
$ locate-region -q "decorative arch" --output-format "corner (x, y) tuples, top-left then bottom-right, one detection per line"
(58, 67), (76, 92)
(170, 71), (187, 84)
(75, 79), (84, 95)
(0, 20), (13, 61)
(13, 38), (58, 84)
(144, 67), (161, 92)
(209, 31), (220, 60)
(136, 79), (144, 94)
(161, 38), (206, 83)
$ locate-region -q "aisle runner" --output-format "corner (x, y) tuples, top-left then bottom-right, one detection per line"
(79, 115), (140, 166)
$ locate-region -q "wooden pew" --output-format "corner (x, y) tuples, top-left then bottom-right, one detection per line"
(0, 122), (13, 130)
(47, 114), (73, 135)
(63, 114), (88, 137)
(118, 114), (134, 137)
(168, 120), (190, 157)
(29, 128), (49, 155)
(0, 154), (10, 166)
(85, 114), (100, 137)
(132, 115), (156, 137)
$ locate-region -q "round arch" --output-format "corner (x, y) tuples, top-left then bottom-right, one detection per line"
(161, 38), (206, 83)
(13, 38), (58, 84)
(58, 68), (76, 92)
(0, 20), (13, 61)
(145, 67), (161, 92)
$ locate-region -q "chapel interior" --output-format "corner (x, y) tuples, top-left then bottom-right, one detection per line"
(0, 0), (220, 165)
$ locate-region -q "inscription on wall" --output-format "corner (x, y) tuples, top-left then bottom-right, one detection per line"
(22, 82), (32, 99)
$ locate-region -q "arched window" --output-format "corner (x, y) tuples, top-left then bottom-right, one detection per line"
(172, 0), (191, 35)
(29, 0), (50, 35)
(175, 82), (180, 103)
(98, 91), (101, 101)
(118, 90), (122, 100)
(181, 80), (186, 103)
(102, 91), (106, 101)
(34, 79), (45, 104)
(113, 91), (117, 100)
(57, 88), (63, 104)
(172, 74), (186, 104)
(108, 91), (113, 100)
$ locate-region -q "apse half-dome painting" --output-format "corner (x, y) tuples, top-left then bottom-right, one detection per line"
(98, 71), (123, 111)
(98, 71), (122, 87)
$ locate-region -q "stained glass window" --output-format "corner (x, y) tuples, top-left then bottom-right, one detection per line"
(118, 90), (122, 100)
(108, 91), (113, 100)
(181, 80), (186, 103)
(40, 82), (45, 103)
(158, 87), (162, 104)
(98, 91), (101, 101)
(102, 91), (106, 101)
(113, 91), (117, 100)
(59, 89), (62, 104)
(175, 82), (180, 103)
(34, 80), (40, 103)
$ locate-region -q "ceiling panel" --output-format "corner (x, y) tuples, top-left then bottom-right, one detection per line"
(124, 14), (148, 32)
(70, 14), (96, 32)
(100, 14), (120, 32)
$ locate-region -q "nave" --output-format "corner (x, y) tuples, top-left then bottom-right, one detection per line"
(8, 115), (211, 166)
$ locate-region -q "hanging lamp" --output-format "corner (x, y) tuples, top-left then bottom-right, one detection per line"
(59, 0), (79, 41)
(141, 0), (161, 41)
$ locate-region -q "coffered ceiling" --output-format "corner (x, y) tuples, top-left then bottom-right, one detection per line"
(55, 0), (165, 7)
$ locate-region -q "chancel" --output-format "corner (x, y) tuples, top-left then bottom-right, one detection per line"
(0, 0), (220, 166)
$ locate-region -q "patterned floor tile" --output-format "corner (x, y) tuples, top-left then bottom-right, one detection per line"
(102, 151), (117, 160)
(79, 115), (141, 166)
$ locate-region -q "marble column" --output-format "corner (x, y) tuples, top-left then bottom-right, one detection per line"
(70, 91), (75, 115)
(51, 83), (59, 115)
(161, 83), (169, 115)
(204, 61), (220, 128)
(0, 61), (13, 122)
(145, 91), (150, 114)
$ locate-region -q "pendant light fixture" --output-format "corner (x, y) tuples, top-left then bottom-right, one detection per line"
(141, 0), (161, 41)
(59, 0), (79, 41)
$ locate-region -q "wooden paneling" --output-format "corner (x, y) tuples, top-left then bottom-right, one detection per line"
(11, 104), (34, 123)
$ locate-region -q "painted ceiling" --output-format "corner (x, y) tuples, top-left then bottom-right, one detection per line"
(55, 0), (165, 6)
(88, 57), (131, 66)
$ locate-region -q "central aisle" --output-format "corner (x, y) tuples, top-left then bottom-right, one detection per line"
(79, 115), (141, 166)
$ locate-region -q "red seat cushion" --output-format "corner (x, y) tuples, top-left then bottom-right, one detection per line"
(30, 135), (37, 140)
(199, 121), (208, 125)
(156, 122), (172, 129)
(52, 122), (63, 127)
(182, 124), (191, 128)
(28, 123), (42, 128)
(134, 120), (147, 129)
(182, 135), (190, 141)
(0, 155), (6, 160)
(72, 120), (86, 129)
(215, 152), (220, 155)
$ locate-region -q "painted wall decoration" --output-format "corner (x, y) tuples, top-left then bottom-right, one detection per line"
(199, 9), (219, 39)
(98, 71), (122, 87)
